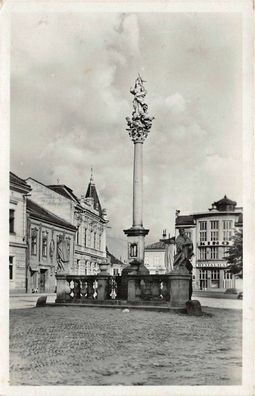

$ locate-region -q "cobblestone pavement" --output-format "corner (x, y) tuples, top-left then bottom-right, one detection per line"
(9, 293), (242, 310)
(9, 306), (242, 386)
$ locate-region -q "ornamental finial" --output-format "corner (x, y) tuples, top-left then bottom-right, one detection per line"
(126, 75), (154, 143)
(90, 166), (94, 184)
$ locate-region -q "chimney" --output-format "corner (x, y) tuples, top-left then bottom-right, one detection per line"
(162, 229), (167, 239)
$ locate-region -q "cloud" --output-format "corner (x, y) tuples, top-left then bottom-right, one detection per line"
(10, 12), (242, 255)
(165, 93), (187, 114)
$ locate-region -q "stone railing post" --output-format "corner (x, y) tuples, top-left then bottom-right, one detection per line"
(127, 278), (137, 301)
(55, 274), (70, 303)
(97, 275), (109, 301)
(97, 259), (110, 301)
(168, 268), (192, 308)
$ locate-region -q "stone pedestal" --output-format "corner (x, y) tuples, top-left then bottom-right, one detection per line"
(97, 275), (109, 301)
(55, 274), (70, 302)
(123, 227), (149, 275)
(168, 268), (192, 308)
(127, 278), (136, 301)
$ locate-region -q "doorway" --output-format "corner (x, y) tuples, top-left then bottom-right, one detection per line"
(39, 269), (47, 293)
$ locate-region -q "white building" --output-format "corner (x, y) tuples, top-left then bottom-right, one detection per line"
(144, 231), (175, 274)
(175, 196), (243, 292)
(9, 172), (31, 293)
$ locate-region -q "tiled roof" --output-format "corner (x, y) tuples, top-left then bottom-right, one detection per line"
(27, 199), (76, 230)
(106, 247), (125, 266)
(145, 241), (166, 250)
(213, 195), (237, 206)
(85, 182), (103, 216)
(47, 185), (80, 204)
(176, 215), (194, 226)
(10, 172), (31, 192)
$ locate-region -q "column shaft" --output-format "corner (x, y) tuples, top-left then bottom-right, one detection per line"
(133, 142), (143, 227)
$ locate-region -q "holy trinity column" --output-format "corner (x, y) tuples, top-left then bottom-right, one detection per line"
(123, 75), (154, 274)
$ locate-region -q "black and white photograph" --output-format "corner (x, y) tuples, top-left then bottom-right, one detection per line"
(0, 0), (254, 395)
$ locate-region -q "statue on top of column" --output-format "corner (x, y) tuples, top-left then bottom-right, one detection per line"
(126, 75), (154, 142)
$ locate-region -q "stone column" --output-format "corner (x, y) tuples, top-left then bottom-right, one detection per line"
(123, 75), (154, 275)
(133, 142), (143, 227)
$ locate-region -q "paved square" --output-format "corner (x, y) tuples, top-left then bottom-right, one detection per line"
(10, 306), (242, 386)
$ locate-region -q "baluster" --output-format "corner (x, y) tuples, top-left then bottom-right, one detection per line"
(73, 279), (80, 299)
(109, 277), (117, 299)
(93, 279), (98, 299)
(69, 279), (74, 299)
(87, 279), (94, 298)
(80, 280), (88, 298)
(160, 279), (169, 300)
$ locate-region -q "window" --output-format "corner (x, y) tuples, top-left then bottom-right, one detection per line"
(84, 228), (87, 247)
(9, 256), (14, 280)
(186, 231), (192, 239)
(211, 269), (220, 288)
(99, 234), (102, 251)
(210, 220), (219, 241)
(9, 209), (15, 233)
(76, 226), (80, 245)
(113, 268), (119, 276)
(31, 229), (38, 255)
(199, 248), (207, 260)
(42, 233), (48, 257)
(199, 269), (208, 290)
(199, 221), (207, 242)
(223, 220), (233, 241)
(93, 232), (96, 249)
(77, 259), (80, 275)
(210, 247), (219, 259)
(211, 220), (219, 229)
(224, 271), (232, 280)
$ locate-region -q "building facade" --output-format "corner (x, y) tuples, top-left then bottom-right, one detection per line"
(26, 199), (76, 293)
(144, 232), (175, 274)
(26, 174), (108, 277)
(9, 173), (31, 293)
(106, 248), (126, 276)
(175, 196), (243, 292)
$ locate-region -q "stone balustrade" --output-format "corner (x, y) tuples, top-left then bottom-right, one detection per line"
(56, 270), (192, 309)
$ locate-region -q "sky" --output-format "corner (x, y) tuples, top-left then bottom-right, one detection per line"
(10, 12), (242, 259)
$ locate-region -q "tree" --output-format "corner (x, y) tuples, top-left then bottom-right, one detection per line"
(225, 229), (243, 278)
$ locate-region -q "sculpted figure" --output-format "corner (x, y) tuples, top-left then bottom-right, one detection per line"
(173, 228), (193, 271)
(126, 75), (154, 142)
(56, 235), (70, 273)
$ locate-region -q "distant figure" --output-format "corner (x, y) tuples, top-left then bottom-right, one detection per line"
(56, 235), (70, 273)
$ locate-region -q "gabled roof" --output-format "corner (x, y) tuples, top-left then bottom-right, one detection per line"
(10, 172), (31, 194)
(176, 215), (195, 226)
(106, 247), (125, 266)
(27, 199), (76, 231)
(145, 241), (166, 250)
(85, 181), (103, 216)
(47, 184), (80, 204)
